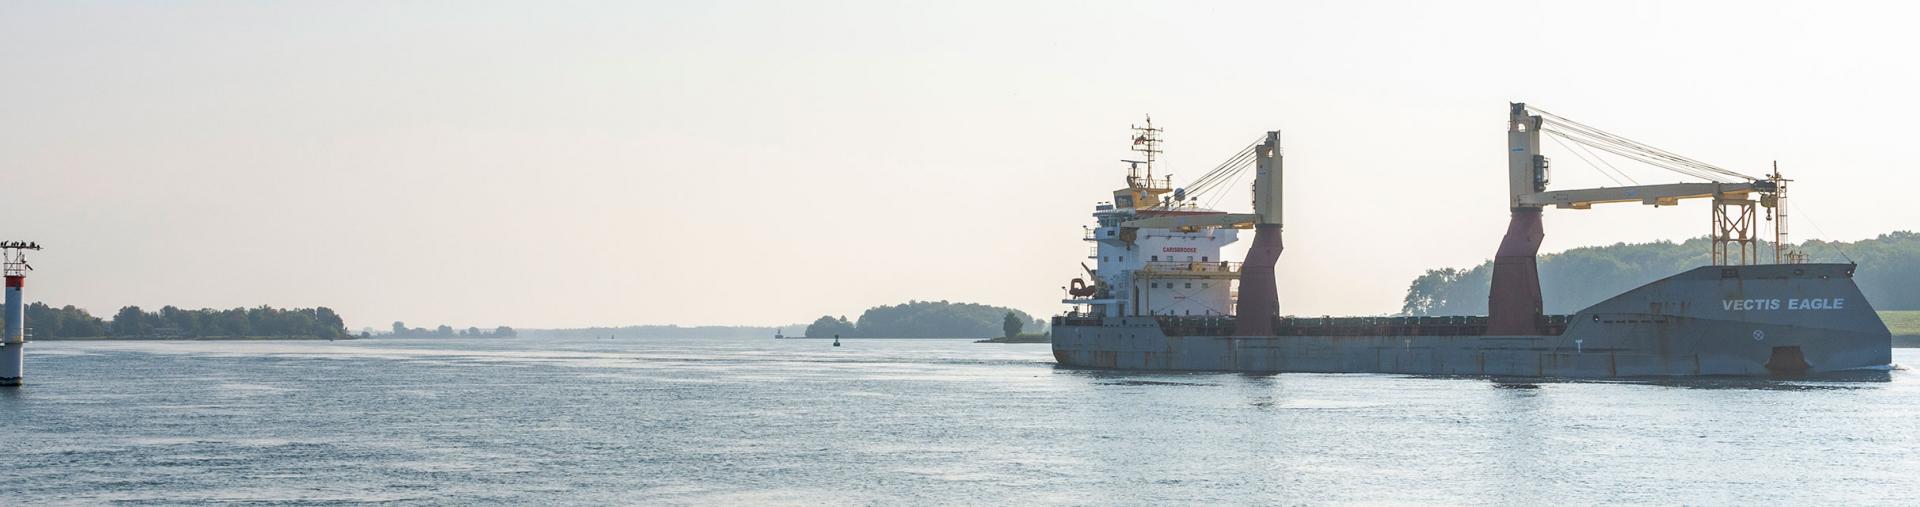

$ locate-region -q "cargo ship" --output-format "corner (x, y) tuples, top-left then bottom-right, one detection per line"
(1051, 105), (1892, 377)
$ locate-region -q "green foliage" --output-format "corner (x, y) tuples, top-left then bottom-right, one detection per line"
(1403, 232), (1920, 315)
(806, 301), (1038, 338)
(88, 305), (349, 339)
(1002, 311), (1023, 338)
(1810, 232), (1920, 310)
(805, 315), (857, 338)
(18, 303), (109, 338)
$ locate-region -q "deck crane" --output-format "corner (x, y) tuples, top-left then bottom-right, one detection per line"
(1490, 102), (1799, 334)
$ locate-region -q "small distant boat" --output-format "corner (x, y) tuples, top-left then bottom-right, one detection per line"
(774, 328), (785, 339)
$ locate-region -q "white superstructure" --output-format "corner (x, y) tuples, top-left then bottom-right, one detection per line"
(1064, 117), (1246, 319)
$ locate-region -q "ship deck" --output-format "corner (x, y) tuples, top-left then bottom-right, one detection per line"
(1054, 314), (1572, 337)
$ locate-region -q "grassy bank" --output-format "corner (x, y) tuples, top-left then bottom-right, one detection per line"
(1885, 311), (1920, 348)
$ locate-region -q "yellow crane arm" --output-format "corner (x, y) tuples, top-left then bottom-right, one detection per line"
(1518, 182), (1769, 209)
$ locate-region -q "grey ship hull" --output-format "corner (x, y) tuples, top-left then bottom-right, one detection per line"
(1052, 264), (1892, 377)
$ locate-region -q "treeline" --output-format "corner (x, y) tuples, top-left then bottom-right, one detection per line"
(525, 325), (793, 339)
(1403, 231), (1920, 316)
(11, 304), (350, 339)
(806, 300), (1045, 338)
(389, 321), (516, 338)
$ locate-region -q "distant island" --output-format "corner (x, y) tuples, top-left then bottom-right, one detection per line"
(19, 304), (352, 340)
(385, 321), (516, 339)
(805, 300), (1047, 339)
(522, 324), (802, 340)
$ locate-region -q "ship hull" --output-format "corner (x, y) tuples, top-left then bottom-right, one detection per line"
(1052, 264), (1893, 377)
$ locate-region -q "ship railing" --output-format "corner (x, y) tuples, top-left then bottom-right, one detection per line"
(1137, 261), (1241, 275)
(1147, 314), (1576, 337)
(1053, 313), (1103, 327)
(1131, 177), (1173, 191)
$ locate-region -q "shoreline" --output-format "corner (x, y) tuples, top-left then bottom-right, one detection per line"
(33, 336), (360, 342)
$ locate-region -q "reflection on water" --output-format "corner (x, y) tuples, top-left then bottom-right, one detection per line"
(2, 337), (1917, 505)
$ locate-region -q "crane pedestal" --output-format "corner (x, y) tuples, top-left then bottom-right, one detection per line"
(1488, 208), (1545, 335)
(1233, 224), (1284, 336)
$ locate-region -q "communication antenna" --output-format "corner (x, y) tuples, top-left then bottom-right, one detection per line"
(1130, 115), (1162, 179)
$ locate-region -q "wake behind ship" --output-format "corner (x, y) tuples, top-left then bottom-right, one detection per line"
(1051, 106), (1892, 377)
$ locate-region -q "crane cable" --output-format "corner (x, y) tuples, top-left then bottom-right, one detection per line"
(1532, 107), (1746, 180)
(1540, 116), (1732, 182)
(1528, 106), (1758, 183)
(1573, 136), (1639, 185)
(1185, 152), (1255, 201)
(1543, 120), (1737, 183)
(1792, 203), (1855, 264)
(1177, 135), (1268, 208)
(1545, 131), (1625, 187)
(1182, 140), (1260, 196)
(1203, 162), (1253, 211)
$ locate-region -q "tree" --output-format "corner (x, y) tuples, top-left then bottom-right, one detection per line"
(111, 306), (150, 337)
(314, 307), (345, 332)
(805, 315), (857, 338)
(392, 321), (407, 335)
(494, 326), (517, 338)
(22, 303), (107, 338)
(1002, 311), (1022, 338)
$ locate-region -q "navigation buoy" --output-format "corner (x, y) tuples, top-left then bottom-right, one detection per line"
(833, 335), (841, 347)
(1, 241), (41, 387)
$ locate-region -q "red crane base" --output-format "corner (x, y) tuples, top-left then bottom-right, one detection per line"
(1233, 224), (1284, 336)
(1487, 208), (1545, 335)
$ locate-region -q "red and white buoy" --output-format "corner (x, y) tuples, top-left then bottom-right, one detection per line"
(2, 241), (41, 387)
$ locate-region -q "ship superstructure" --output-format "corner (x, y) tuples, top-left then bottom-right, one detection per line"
(1052, 106), (1892, 377)
(1076, 117), (1245, 319)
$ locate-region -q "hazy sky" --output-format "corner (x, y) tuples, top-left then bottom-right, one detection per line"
(3, 1), (1915, 330)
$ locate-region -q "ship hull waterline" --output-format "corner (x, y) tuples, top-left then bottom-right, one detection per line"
(1052, 264), (1893, 378)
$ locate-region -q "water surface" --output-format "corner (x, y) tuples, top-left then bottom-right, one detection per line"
(4, 337), (1917, 505)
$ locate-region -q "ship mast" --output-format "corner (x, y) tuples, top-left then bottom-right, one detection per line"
(1129, 115), (1163, 186)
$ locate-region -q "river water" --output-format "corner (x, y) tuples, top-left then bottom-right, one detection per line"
(2, 337), (1917, 505)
